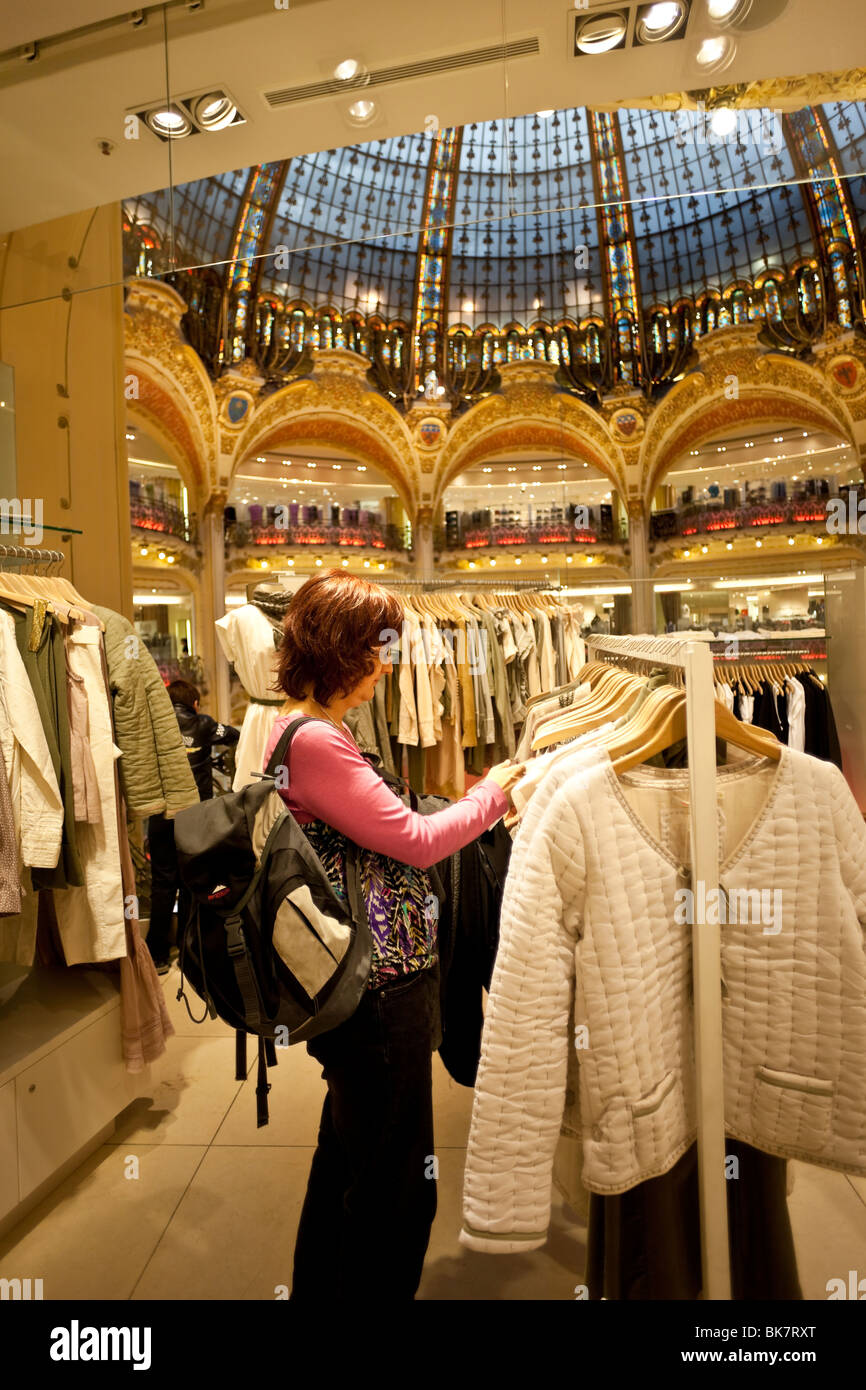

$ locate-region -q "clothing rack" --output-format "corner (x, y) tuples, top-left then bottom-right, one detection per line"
(0, 544), (65, 571)
(584, 633), (731, 1301)
(378, 577), (560, 592)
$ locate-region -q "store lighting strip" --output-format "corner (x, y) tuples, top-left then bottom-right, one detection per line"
(710, 573), (823, 589)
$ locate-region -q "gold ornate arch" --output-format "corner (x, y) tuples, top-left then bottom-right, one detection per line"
(124, 280), (217, 502)
(641, 333), (857, 501)
(125, 367), (207, 495)
(433, 371), (627, 508)
(232, 362), (419, 517)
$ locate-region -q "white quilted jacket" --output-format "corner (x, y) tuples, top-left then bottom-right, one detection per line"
(461, 746), (866, 1254)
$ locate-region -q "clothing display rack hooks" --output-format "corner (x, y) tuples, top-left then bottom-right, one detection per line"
(0, 543), (65, 571)
(584, 633), (731, 1301)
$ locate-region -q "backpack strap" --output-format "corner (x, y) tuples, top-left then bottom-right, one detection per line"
(235, 1029), (247, 1082)
(256, 1035), (272, 1128)
(264, 714), (320, 781)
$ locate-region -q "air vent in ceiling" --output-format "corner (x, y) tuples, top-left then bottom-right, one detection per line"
(263, 38), (540, 109)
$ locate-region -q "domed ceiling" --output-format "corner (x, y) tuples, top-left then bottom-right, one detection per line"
(125, 97), (866, 358)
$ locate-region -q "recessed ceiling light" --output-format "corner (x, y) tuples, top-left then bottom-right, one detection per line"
(193, 92), (240, 132)
(575, 12), (628, 56)
(144, 105), (192, 139)
(347, 99), (377, 126)
(695, 34), (735, 71)
(537, 110), (555, 119)
(707, 0), (751, 22)
(635, 1), (687, 44)
(334, 58), (362, 81)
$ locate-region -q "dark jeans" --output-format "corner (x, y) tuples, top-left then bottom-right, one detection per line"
(147, 813), (180, 962)
(291, 963), (442, 1301)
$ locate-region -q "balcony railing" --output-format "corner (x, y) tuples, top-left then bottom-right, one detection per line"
(650, 490), (864, 542)
(441, 520), (619, 551)
(226, 520), (409, 552)
(131, 496), (198, 544)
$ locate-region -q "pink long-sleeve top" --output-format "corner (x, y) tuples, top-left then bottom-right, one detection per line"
(263, 711), (508, 869)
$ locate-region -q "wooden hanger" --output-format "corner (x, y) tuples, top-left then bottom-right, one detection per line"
(605, 691), (782, 773)
(531, 668), (645, 750)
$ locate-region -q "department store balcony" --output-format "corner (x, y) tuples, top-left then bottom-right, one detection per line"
(650, 484), (866, 549)
(225, 517), (410, 562)
(130, 493), (200, 566)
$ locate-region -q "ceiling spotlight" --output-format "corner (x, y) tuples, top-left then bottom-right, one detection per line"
(334, 58), (369, 85)
(537, 109), (555, 119)
(144, 105), (193, 140)
(695, 34), (735, 71)
(347, 99), (377, 126)
(574, 12), (628, 56)
(341, 558), (349, 567)
(635, 1), (688, 44)
(706, 0), (752, 23)
(193, 92), (240, 132)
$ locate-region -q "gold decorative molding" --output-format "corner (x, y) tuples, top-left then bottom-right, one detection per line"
(605, 68), (866, 113)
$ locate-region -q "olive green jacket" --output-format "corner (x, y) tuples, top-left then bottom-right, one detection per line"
(93, 606), (198, 820)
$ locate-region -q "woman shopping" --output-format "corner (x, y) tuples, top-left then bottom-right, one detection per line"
(262, 569), (524, 1301)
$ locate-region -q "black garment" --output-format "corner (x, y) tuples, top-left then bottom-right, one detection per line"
(585, 1138), (801, 1301)
(797, 674), (843, 770)
(171, 700), (239, 801)
(291, 964), (441, 1300)
(146, 812), (188, 963)
(434, 820), (512, 1087)
(751, 679), (789, 746)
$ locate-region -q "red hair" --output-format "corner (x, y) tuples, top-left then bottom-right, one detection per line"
(274, 569), (403, 706)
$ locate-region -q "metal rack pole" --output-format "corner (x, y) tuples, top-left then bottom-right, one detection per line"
(585, 634), (731, 1301)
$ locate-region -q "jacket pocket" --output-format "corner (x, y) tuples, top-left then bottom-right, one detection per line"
(627, 1069), (686, 1173)
(631, 1069), (677, 1118)
(752, 1066), (833, 1153)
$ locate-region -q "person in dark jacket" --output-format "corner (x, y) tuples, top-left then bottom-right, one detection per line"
(147, 680), (239, 973)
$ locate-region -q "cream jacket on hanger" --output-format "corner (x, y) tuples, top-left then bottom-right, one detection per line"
(0, 609), (63, 869)
(53, 623), (127, 964)
(462, 746), (866, 1253)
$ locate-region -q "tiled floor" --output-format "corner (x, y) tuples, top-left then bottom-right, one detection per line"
(2, 963), (865, 1301)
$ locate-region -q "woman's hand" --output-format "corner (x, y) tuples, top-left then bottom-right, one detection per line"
(484, 758), (527, 803)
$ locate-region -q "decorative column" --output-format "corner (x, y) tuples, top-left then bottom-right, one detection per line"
(199, 492), (231, 723)
(414, 505), (435, 582)
(627, 498), (654, 635)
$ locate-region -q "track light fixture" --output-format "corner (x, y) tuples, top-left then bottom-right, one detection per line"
(635, 1), (689, 44)
(573, 12), (628, 56)
(135, 88), (245, 142)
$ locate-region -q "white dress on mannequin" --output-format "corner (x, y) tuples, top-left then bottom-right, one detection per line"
(215, 605), (283, 790)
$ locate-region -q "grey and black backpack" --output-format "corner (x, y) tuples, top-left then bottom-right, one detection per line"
(173, 716), (372, 1125)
